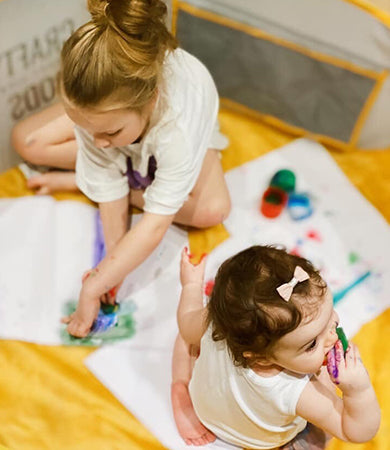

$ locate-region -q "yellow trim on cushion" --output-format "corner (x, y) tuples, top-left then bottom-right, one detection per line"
(176, 1), (381, 80)
(171, 0), (179, 35)
(349, 70), (389, 147)
(342, 0), (390, 27)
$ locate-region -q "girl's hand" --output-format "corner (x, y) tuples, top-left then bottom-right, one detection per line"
(180, 247), (207, 287)
(327, 341), (371, 395)
(61, 288), (100, 337)
(82, 269), (122, 305)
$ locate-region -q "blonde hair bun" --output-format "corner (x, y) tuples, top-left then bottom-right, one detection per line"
(60, 0), (177, 110)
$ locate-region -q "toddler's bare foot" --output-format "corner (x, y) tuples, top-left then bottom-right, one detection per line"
(27, 171), (78, 194)
(171, 380), (216, 446)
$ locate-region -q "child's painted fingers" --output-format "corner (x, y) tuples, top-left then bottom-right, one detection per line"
(181, 247), (190, 264)
(353, 345), (364, 365)
(327, 341), (345, 384)
(197, 252), (208, 266)
(326, 347), (339, 383)
(344, 343), (363, 368)
(67, 322), (90, 338)
(334, 340), (345, 372)
(60, 313), (75, 324)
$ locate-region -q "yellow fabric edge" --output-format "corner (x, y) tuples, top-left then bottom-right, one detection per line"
(349, 70), (389, 146)
(175, 1), (381, 79)
(342, 0), (390, 27)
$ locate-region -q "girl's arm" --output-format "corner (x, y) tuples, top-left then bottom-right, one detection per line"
(296, 341), (380, 443)
(99, 196), (130, 254)
(82, 210), (174, 298)
(63, 210), (174, 337)
(177, 248), (208, 346)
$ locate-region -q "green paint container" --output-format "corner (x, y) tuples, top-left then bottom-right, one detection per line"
(270, 169), (296, 193)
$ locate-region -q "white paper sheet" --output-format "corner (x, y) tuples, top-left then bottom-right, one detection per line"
(0, 197), (95, 344)
(0, 197), (188, 345)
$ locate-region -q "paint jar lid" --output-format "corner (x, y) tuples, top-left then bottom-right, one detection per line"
(270, 169), (296, 193)
(287, 192), (313, 220)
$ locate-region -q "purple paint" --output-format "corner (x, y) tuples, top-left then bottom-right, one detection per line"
(90, 312), (118, 334)
(93, 210), (106, 267)
(126, 156), (157, 190)
(326, 347), (339, 383)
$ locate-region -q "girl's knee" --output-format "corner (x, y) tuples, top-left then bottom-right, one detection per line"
(11, 125), (44, 164)
(192, 196), (231, 228)
(11, 121), (27, 157)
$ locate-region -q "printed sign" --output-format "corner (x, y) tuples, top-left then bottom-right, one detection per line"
(0, 0), (89, 171)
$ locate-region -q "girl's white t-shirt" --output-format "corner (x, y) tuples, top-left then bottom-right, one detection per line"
(189, 327), (310, 449)
(74, 48), (228, 215)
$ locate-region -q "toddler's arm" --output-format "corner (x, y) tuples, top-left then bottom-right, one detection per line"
(297, 341), (380, 443)
(177, 248), (208, 346)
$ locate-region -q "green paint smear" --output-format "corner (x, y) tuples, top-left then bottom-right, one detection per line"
(61, 301), (137, 346)
(348, 252), (360, 264)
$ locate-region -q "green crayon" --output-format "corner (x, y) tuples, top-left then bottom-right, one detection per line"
(336, 327), (349, 354)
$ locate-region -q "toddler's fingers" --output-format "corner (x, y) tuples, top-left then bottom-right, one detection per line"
(199, 252), (208, 265)
(353, 344), (364, 364)
(335, 339), (344, 364)
(326, 347), (338, 382)
(345, 343), (361, 367)
(181, 246), (189, 262)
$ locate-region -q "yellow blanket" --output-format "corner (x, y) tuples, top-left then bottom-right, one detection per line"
(0, 108), (389, 449)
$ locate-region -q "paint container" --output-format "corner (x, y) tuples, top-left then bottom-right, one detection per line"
(260, 187), (288, 218)
(287, 193), (313, 220)
(270, 169), (296, 193)
(336, 327), (349, 354)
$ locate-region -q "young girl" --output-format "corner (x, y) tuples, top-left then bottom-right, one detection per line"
(173, 245), (380, 448)
(12, 0), (231, 337)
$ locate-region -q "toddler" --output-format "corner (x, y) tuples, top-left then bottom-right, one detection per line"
(173, 245), (380, 448)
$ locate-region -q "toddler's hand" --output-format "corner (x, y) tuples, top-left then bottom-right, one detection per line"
(180, 247), (207, 287)
(327, 341), (371, 394)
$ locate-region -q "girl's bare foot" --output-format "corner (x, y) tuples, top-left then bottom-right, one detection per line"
(26, 171), (78, 195)
(171, 380), (216, 446)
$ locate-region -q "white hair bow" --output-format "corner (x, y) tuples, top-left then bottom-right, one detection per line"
(276, 266), (309, 301)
